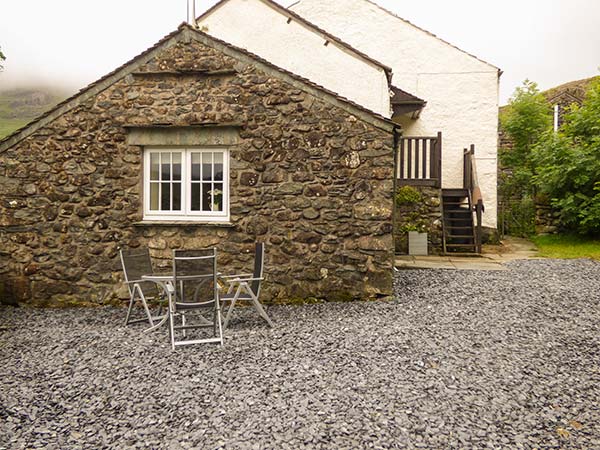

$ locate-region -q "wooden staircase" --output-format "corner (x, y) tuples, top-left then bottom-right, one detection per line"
(442, 188), (478, 254)
(441, 146), (485, 255)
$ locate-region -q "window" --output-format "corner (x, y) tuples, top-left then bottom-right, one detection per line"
(143, 148), (229, 222)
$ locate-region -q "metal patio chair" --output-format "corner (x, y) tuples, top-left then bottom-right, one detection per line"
(169, 248), (224, 350)
(119, 247), (166, 330)
(220, 242), (274, 330)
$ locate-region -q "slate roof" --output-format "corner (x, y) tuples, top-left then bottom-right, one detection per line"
(310, 0), (501, 73)
(0, 23), (396, 152)
(544, 76), (599, 104)
(390, 86), (425, 105)
(197, 0), (393, 82)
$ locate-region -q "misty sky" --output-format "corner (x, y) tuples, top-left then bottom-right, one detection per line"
(1, 0), (599, 104)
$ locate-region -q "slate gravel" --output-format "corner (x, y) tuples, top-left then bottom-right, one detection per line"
(1, 259), (599, 449)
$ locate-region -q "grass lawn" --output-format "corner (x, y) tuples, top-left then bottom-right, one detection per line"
(0, 118), (29, 139)
(532, 234), (600, 260)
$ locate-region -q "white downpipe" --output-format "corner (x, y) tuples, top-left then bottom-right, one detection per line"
(554, 104), (559, 132)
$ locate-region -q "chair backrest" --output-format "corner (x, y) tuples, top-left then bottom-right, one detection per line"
(251, 242), (265, 297)
(173, 248), (218, 307)
(119, 247), (158, 298)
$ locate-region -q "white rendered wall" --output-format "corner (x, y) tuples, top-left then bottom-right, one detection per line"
(291, 0), (500, 228)
(197, 0), (391, 117)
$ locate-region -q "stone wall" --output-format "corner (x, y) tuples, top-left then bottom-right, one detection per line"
(393, 185), (442, 254)
(535, 201), (561, 235)
(0, 29), (395, 306)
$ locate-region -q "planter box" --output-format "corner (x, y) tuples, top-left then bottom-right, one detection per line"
(408, 231), (428, 256)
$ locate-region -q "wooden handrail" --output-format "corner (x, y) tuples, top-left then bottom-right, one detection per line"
(464, 144), (485, 253)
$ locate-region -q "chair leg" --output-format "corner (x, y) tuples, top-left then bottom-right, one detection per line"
(125, 293), (135, 326)
(223, 285), (243, 330)
(168, 311), (176, 351)
(138, 288), (155, 328)
(168, 288), (176, 350)
(125, 285), (155, 327)
(215, 303), (224, 345)
(247, 289), (274, 327)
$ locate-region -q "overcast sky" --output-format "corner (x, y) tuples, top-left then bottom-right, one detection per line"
(0, 0), (599, 104)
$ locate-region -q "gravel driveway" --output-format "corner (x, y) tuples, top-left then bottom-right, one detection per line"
(1, 259), (600, 449)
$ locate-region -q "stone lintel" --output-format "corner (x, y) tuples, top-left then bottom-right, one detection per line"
(126, 125), (240, 147)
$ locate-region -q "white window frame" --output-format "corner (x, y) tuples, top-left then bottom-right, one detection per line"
(143, 147), (230, 222)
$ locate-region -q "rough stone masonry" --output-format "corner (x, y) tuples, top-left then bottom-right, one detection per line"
(0, 26), (395, 306)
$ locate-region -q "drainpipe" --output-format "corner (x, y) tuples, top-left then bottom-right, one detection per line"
(553, 104), (559, 132)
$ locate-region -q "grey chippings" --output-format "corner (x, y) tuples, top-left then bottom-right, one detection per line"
(1, 259), (599, 448)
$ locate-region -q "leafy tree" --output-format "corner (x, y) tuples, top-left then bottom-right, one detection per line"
(499, 80), (552, 235)
(0, 47), (5, 71)
(500, 80), (552, 198)
(533, 78), (600, 234)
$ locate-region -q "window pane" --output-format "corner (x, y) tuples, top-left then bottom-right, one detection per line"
(161, 153), (171, 181)
(214, 152), (223, 181)
(191, 153), (201, 181)
(150, 183), (159, 211)
(173, 183), (181, 211)
(173, 153), (182, 181)
(202, 183), (212, 211)
(150, 154), (159, 181)
(212, 183), (224, 212)
(191, 183), (201, 211)
(161, 183), (171, 210)
(202, 153), (213, 181)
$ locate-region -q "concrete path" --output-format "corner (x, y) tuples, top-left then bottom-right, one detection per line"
(395, 237), (540, 271)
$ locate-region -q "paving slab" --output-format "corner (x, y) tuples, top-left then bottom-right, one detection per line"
(451, 261), (508, 271)
(396, 237), (539, 271)
(395, 257), (455, 270)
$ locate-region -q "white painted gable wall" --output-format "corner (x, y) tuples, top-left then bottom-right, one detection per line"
(291, 0), (499, 228)
(197, 0), (391, 117)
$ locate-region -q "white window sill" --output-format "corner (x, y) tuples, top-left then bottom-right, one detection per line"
(133, 221), (235, 228)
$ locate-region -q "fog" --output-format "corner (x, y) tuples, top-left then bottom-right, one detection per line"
(1, 0), (599, 103)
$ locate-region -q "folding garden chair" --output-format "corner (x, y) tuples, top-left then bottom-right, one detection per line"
(220, 242), (274, 329)
(119, 247), (166, 331)
(169, 248), (224, 350)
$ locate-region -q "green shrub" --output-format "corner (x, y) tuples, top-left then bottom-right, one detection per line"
(533, 78), (600, 235)
(395, 186), (422, 206)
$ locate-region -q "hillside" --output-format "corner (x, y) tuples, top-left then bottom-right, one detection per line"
(0, 87), (71, 139)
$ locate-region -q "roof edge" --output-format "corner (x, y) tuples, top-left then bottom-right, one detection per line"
(0, 25), (189, 152)
(390, 85), (426, 105)
(197, 0), (393, 81)
(1, 23), (394, 153)
(358, 0), (501, 72)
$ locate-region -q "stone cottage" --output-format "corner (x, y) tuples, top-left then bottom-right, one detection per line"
(0, 24), (396, 306)
(1, 0), (502, 305)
